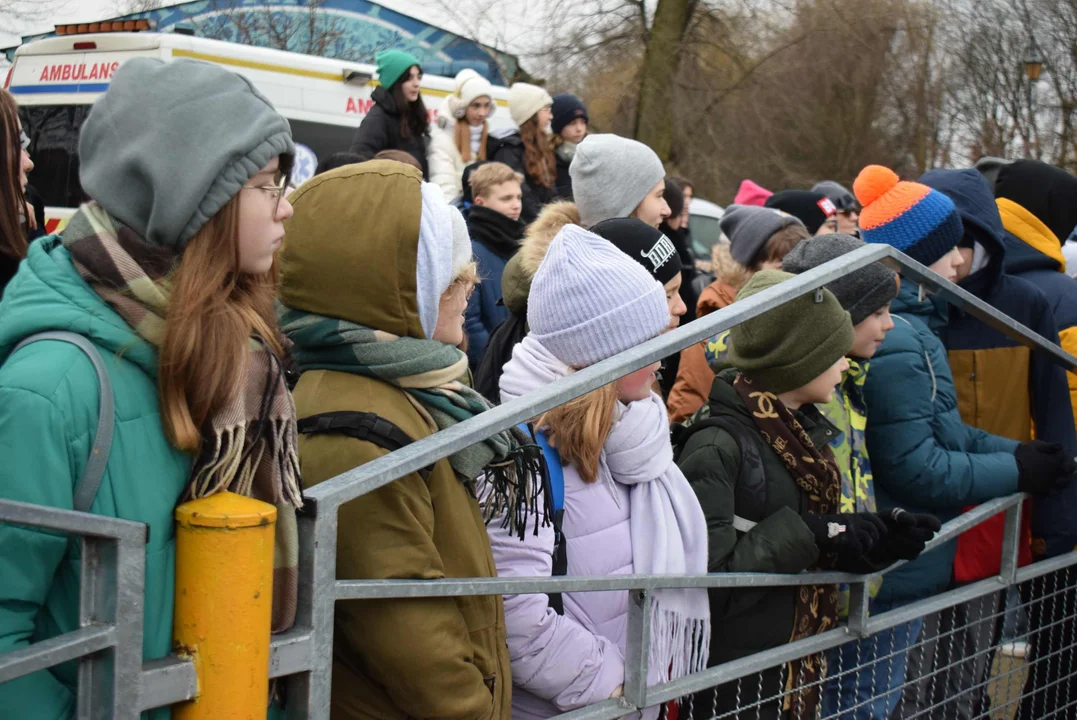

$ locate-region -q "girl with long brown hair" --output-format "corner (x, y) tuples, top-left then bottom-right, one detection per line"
(489, 82), (556, 223)
(0, 58), (301, 713)
(351, 50), (431, 177)
(0, 88), (35, 297)
(429, 69), (494, 201)
(490, 223), (709, 720)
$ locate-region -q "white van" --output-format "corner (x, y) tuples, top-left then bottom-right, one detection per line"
(5, 26), (513, 233)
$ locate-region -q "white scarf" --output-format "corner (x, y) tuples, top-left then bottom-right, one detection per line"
(501, 336), (711, 682)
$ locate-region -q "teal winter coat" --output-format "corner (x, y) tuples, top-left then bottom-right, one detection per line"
(0, 237), (190, 719)
(863, 281), (1019, 604)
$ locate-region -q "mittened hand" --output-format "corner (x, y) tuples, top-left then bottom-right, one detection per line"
(802, 512), (887, 556)
(869, 508), (942, 564)
(1016, 441), (1075, 495)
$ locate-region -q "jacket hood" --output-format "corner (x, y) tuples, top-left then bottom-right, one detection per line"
(997, 197), (1067, 275)
(697, 280), (738, 316)
(518, 201), (581, 278)
(280, 160), (426, 338)
(892, 278), (948, 332)
(0, 236), (156, 375)
(371, 85), (400, 116)
(919, 168), (1006, 299)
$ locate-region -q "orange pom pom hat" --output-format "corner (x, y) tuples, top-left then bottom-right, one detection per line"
(854, 164), (963, 266)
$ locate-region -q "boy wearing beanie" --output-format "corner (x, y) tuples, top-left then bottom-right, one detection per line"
(491, 224), (708, 720)
(781, 234), (943, 718)
(677, 272), (891, 718)
(912, 167), (1077, 720)
(812, 180), (860, 235)
(570, 134), (669, 228)
(765, 189), (839, 235)
(551, 93), (588, 199)
(851, 164), (1076, 716)
(667, 205), (808, 423)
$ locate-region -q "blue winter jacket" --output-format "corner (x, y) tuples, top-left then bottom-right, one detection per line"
(864, 281), (1020, 604)
(923, 169), (1077, 559)
(465, 240), (512, 369)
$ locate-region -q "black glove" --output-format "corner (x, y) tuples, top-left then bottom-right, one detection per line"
(868, 508), (943, 566)
(1015, 441), (1077, 495)
(802, 512), (887, 558)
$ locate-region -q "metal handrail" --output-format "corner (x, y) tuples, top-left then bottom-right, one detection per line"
(3, 245), (1075, 718)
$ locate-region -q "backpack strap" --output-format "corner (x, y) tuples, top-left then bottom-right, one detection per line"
(534, 428), (567, 616)
(674, 412), (768, 534)
(297, 411), (434, 480)
(13, 331), (114, 514)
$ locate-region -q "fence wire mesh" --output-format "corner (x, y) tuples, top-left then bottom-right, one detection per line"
(664, 563), (1077, 720)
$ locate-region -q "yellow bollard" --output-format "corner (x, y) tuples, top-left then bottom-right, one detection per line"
(173, 492), (277, 719)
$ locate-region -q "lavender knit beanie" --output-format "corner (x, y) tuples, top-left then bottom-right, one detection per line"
(528, 224), (670, 368)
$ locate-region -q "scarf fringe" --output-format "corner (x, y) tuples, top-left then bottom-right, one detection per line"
(650, 598), (711, 691)
(187, 419), (303, 509)
(479, 436), (550, 540)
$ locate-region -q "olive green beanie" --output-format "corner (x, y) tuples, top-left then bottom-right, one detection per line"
(729, 270), (854, 394)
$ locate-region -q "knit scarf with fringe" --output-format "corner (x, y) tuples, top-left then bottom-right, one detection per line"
(61, 202), (303, 632)
(278, 304), (548, 539)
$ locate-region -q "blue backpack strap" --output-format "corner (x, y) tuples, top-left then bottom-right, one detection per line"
(533, 428), (568, 615)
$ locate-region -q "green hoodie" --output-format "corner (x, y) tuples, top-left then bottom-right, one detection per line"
(0, 237), (190, 719)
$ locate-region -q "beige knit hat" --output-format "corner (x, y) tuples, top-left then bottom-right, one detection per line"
(509, 82), (553, 127)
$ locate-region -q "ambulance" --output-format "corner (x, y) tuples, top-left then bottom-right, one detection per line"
(4, 21), (513, 233)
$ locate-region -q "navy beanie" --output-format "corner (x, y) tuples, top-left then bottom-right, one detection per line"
(551, 94), (589, 135)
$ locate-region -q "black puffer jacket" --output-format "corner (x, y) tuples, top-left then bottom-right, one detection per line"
(487, 132), (557, 224)
(350, 86), (430, 178)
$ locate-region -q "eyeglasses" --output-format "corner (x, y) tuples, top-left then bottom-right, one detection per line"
(19, 130), (30, 151)
(241, 171), (291, 213)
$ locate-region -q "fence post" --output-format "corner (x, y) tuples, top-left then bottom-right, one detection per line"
(172, 492), (276, 719)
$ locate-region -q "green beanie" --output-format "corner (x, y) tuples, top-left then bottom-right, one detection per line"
(376, 50), (422, 90)
(729, 270), (854, 394)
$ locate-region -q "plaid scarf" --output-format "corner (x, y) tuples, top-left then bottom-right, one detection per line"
(279, 305), (548, 538)
(733, 374), (840, 719)
(62, 202), (303, 632)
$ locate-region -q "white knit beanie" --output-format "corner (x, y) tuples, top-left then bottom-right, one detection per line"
(449, 205), (474, 277)
(569, 134), (666, 228)
(445, 69), (495, 120)
(509, 82), (553, 127)
(416, 182), (455, 338)
(528, 224), (669, 368)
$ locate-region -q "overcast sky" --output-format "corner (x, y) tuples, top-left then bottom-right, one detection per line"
(0, 0), (537, 55)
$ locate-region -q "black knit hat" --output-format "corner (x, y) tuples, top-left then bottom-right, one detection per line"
(551, 93), (589, 135)
(782, 233), (898, 325)
(995, 159), (1077, 243)
(765, 190), (838, 234)
(591, 217), (683, 284)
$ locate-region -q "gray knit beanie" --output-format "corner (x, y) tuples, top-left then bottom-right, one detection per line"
(528, 224), (669, 368)
(79, 58), (294, 249)
(729, 270), (854, 394)
(782, 233), (898, 325)
(569, 134), (666, 227)
(720, 205), (805, 267)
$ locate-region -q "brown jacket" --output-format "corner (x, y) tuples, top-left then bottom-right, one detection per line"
(667, 280), (738, 423)
(281, 161), (512, 720)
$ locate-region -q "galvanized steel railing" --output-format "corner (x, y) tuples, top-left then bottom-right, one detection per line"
(2, 244), (1076, 718)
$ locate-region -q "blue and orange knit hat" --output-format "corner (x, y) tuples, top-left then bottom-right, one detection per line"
(854, 165), (963, 266)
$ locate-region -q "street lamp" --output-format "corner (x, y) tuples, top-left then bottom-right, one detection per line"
(1024, 36), (1045, 83)
(1023, 36), (1046, 157)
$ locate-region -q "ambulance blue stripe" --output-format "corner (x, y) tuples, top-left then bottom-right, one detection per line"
(9, 83), (110, 94)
